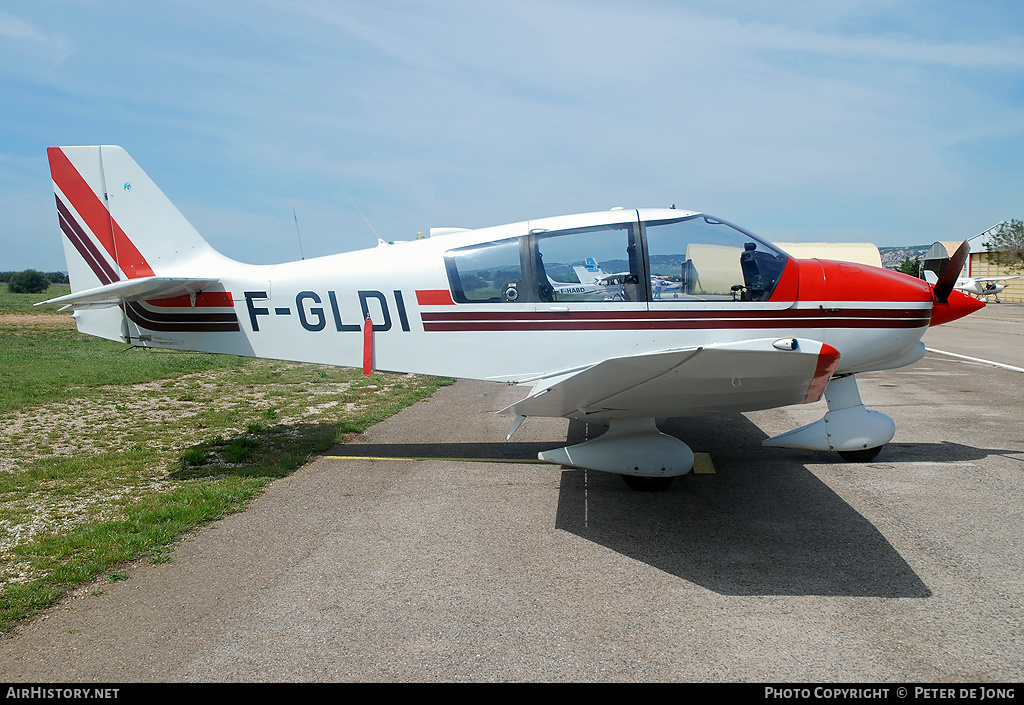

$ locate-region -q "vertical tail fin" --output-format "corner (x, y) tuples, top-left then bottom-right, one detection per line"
(48, 145), (220, 293)
(573, 258), (606, 285)
(47, 146), (238, 343)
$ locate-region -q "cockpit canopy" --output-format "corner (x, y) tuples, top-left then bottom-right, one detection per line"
(445, 211), (790, 304)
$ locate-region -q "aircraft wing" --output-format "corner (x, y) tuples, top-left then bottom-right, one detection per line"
(36, 277), (219, 311)
(501, 337), (840, 420)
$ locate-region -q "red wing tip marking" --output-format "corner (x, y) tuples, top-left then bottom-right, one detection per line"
(804, 343), (841, 403)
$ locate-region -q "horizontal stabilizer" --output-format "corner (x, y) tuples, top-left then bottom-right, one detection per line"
(36, 277), (219, 311)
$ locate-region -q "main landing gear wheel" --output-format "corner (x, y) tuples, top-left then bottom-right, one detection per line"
(837, 446), (883, 463)
(622, 475), (676, 492)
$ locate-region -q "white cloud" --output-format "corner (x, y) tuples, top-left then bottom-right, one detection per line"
(2, 0), (1022, 265)
(0, 10), (72, 61)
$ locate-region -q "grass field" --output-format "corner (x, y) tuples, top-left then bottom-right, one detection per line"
(0, 284), (453, 631)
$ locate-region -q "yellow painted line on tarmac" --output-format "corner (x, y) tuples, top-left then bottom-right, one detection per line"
(325, 455), (547, 464)
(326, 452), (717, 473)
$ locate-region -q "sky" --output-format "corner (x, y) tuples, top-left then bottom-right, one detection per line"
(1, 0), (1022, 271)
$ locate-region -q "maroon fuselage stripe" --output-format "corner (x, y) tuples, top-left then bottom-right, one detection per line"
(420, 308), (931, 321)
(419, 307), (931, 332)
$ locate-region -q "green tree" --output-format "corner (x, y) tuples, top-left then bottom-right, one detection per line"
(7, 269), (50, 294)
(984, 219), (1024, 272)
(897, 255), (921, 278)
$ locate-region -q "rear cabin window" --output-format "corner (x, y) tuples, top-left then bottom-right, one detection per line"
(444, 238), (524, 303)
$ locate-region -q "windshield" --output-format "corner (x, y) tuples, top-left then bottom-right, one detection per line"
(644, 215), (790, 302)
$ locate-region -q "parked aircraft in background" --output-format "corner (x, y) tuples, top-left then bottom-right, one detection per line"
(923, 270), (1018, 303)
(546, 258), (632, 301)
(550, 258), (683, 302)
(41, 146), (984, 490)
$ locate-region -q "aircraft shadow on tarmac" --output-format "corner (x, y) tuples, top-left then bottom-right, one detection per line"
(553, 414), (1022, 599)
(328, 416), (1019, 600)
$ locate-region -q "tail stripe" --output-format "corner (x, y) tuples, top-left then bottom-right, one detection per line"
(123, 302), (240, 332)
(58, 196), (242, 332)
(56, 196), (120, 285)
(47, 147), (155, 279)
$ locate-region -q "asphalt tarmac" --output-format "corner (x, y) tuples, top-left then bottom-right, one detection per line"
(1, 305), (1022, 682)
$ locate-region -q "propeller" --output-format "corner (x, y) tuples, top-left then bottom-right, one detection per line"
(932, 240), (970, 304)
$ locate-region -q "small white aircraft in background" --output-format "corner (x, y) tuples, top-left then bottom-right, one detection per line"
(923, 270), (1018, 303)
(40, 146), (985, 490)
(651, 274), (683, 299)
(551, 258), (683, 302)
(546, 258), (630, 301)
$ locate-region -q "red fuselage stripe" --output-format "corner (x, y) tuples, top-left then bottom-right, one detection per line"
(145, 292), (235, 308)
(415, 289), (456, 306)
(122, 302), (240, 332)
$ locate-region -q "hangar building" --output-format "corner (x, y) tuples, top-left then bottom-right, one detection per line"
(924, 223), (1023, 303)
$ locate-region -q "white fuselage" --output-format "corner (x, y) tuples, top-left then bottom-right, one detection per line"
(90, 209), (932, 394)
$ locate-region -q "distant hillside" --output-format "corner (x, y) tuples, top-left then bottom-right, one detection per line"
(878, 245), (929, 270)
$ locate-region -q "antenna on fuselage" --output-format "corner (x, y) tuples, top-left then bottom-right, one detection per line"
(340, 184), (382, 241)
(292, 206), (306, 260)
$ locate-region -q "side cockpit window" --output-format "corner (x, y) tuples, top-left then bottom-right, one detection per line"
(534, 222), (641, 303)
(644, 216), (789, 302)
(445, 238), (524, 303)
(444, 221), (641, 304)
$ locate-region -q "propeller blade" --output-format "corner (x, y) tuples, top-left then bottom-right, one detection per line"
(933, 240), (970, 304)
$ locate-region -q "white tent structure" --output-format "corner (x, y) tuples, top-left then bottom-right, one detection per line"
(775, 242), (882, 268)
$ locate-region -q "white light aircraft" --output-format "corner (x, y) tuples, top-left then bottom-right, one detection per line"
(549, 258), (681, 302)
(923, 270), (1018, 303)
(545, 258), (632, 301)
(40, 146), (985, 490)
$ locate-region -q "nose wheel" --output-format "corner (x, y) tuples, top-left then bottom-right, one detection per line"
(763, 375), (895, 460)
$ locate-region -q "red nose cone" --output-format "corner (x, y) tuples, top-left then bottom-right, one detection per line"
(930, 289), (986, 326)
